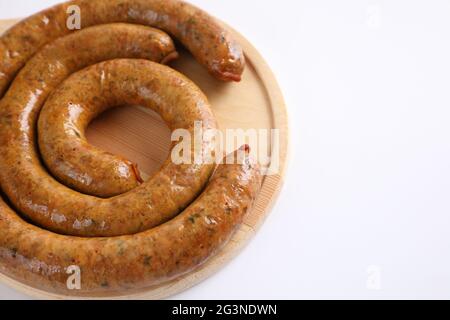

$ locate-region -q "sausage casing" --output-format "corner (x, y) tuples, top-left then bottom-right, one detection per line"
(0, 0), (245, 99)
(0, 27), (216, 237)
(0, 149), (261, 295)
(38, 56), (213, 197)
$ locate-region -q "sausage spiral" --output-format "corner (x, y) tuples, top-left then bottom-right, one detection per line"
(0, 0), (261, 296)
(0, 25), (217, 237)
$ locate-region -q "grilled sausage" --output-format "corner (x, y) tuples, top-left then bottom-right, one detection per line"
(0, 0), (245, 99)
(0, 27), (217, 237)
(0, 149), (261, 295)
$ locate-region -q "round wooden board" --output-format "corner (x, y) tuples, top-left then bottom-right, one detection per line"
(0, 18), (289, 300)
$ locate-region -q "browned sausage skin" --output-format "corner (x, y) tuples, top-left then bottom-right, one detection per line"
(0, 0), (245, 98)
(0, 149), (261, 295)
(38, 57), (214, 198)
(0, 0), (259, 296)
(39, 89), (144, 197)
(0, 26), (217, 237)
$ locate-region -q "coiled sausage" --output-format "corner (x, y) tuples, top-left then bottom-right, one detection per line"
(0, 0), (245, 99)
(0, 27), (216, 237)
(0, 149), (261, 295)
(38, 58), (217, 198)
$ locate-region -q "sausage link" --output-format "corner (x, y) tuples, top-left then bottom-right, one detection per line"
(0, 28), (217, 237)
(0, 149), (261, 295)
(0, 0), (245, 99)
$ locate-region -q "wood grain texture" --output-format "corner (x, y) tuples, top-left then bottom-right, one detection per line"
(0, 18), (289, 299)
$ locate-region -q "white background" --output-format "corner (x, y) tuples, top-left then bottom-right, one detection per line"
(1, 0), (450, 300)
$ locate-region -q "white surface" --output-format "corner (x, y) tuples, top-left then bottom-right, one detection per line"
(1, 0), (450, 300)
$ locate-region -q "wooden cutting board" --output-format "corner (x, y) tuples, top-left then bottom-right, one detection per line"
(0, 18), (289, 299)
